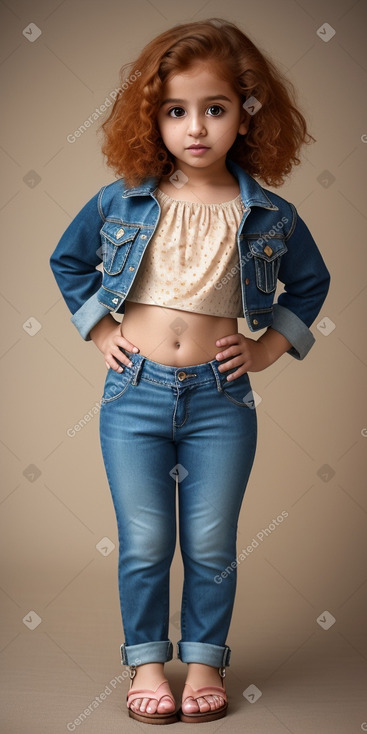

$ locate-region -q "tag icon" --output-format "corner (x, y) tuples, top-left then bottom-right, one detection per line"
(170, 317), (188, 335)
(317, 170), (335, 188)
(317, 611), (336, 630)
(243, 684), (262, 703)
(316, 23), (336, 42)
(96, 537), (115, 556)
(23, 317), (42, 336)
(22, 23), (42, 42)
(242, 390), (262, 409)
(169, 170), (188, 189)
(23, 611), (42, 630)
(243, 96), (262, 115)
(169, 464), (189, 483)
(317, 317), (336, 336)
(23, 170), (42, 188)
(23, 464), (41, 482)
(317, 464), (335, 482)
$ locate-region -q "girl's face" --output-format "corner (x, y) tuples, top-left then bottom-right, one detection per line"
(157, 61), (248, 176)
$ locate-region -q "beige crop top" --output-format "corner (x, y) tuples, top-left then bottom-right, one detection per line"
(127, 188), (245, 318)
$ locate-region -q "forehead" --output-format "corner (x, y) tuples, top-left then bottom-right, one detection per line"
(163, 61), (234, 95)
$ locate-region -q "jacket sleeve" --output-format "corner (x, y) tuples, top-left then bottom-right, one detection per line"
(49, 188), (112, 340)
(271, 204), (331, 360)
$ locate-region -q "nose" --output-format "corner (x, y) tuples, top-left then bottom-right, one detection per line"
(187, 113), (207, 137)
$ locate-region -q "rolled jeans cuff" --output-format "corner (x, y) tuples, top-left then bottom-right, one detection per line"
(177, 641), (231, 667)
(120, 640), (173, 666)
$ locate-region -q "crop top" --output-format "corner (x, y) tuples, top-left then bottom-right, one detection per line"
(126, 188), (245, 318)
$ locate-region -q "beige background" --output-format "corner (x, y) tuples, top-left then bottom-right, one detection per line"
(1, 0), (366, 732)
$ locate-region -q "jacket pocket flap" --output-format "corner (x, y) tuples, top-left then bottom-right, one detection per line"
(100, 222), (140, 246)
(248, 237), (287, 261)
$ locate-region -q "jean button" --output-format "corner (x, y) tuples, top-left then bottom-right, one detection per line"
(177, 371), (187, 381)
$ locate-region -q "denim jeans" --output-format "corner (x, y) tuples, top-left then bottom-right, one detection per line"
(99, 350), (257, 669)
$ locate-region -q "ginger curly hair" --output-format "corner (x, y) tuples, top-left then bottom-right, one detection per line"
(98, 18), (314, 188)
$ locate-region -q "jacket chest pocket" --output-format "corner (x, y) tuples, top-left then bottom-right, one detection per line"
(247, 236), (288, 294)
(100, 222), (140, 275)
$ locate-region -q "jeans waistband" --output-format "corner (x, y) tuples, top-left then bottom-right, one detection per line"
(119, 349), (234, 390)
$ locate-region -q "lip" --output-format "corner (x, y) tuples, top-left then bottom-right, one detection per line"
(186, 145), (210, 156)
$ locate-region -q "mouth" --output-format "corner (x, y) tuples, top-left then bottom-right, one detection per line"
(186, 144), (210, 150)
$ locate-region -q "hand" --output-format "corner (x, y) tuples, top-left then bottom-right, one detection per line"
(215, 332), (272, 381)
(91, 318), (140, 372)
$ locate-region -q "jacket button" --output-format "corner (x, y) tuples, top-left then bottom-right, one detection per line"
(116, 228), (125, 239)
(264, 245), (273, 257)
(140, 234), (147, 239)
(245, 278), (250, 285)
(252, 318), (259, 325)
(129, 266), (134, 271)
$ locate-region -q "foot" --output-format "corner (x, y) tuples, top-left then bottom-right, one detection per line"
(181, 663), (226, 715)
(128, 663), (176, 715)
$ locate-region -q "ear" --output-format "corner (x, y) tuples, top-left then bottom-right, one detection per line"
(238, 108), (250, 135)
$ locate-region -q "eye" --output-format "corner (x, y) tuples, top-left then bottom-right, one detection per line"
(206, 105), (224, 117)
(168, 107), (186, 118)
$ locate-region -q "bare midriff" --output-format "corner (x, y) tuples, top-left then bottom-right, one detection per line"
(120, 300), (238, 367)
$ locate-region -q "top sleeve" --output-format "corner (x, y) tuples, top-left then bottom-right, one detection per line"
(49, 188), (111, 339)
(271, 204), (331, 359)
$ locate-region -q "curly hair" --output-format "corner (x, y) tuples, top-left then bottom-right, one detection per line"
(98, 18), (314, 188)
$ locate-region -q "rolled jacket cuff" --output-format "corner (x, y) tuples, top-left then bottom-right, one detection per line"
(177, 641), (231, 667)
(271, 304), (315, 360)
(71, 292), (112, 340)
(120, 640), (173, 666)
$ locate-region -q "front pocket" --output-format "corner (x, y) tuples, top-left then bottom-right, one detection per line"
(220, 372), (255, 408)
(248, 237), (287, 294)
(100, 222), (140, 275)
(100, 364), (135, 404)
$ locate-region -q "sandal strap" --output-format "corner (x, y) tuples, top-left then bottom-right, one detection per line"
(182, 682), (227, 703)
(127, 679), (175, 706)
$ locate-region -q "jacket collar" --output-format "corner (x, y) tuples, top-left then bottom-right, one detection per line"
(122, 157), (278, 211)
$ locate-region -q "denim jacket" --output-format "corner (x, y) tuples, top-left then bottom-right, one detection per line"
(50, 158), (330, 360)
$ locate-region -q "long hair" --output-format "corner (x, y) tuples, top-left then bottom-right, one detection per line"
(98, 18), (314, 187)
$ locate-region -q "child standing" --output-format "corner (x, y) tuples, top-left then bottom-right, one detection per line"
(50, 18), (330, 725)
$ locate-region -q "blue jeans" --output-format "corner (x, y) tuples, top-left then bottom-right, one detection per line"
(99, 350), (257, 669)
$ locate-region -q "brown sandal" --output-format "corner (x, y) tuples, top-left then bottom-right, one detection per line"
(127, 666), (178, 725)
(179, 666), (228, 723)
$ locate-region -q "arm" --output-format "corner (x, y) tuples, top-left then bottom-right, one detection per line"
(49, 189), (112, 340)
(89, 314), (140, 372)
(216, 327), (292, 381)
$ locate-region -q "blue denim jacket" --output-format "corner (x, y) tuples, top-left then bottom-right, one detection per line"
(50, 158), (330, 360)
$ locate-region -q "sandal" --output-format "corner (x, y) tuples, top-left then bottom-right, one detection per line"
(126, 666), (178, 725)
(179, 666), (228, 723)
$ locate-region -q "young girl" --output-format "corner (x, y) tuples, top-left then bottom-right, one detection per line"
(50, 18), (330, 725)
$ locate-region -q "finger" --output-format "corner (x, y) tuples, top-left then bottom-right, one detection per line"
(225, 365), (248, 380)
(219, 357), (247, 374)
(216, 334), (240, 348)
(116, 335), (140, 353)
(216, 345), (243, 361)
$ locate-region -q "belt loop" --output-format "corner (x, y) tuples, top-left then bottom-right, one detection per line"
(209, 360), (223, 392)
(131, 355), (145, 385)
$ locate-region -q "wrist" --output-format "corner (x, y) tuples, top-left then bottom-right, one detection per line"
(257, 328), (292, 367)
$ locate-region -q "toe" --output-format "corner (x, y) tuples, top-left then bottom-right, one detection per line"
(157, 695), (175, 714)
(196, 696), (211, 712)
(146, 698), (158, 714)
(182, 697), (200, 714)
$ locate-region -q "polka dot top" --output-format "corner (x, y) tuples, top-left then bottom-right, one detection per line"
(127, 188), (245, 318)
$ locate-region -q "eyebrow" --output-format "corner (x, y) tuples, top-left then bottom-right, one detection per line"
(160, 95), (233, 106)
